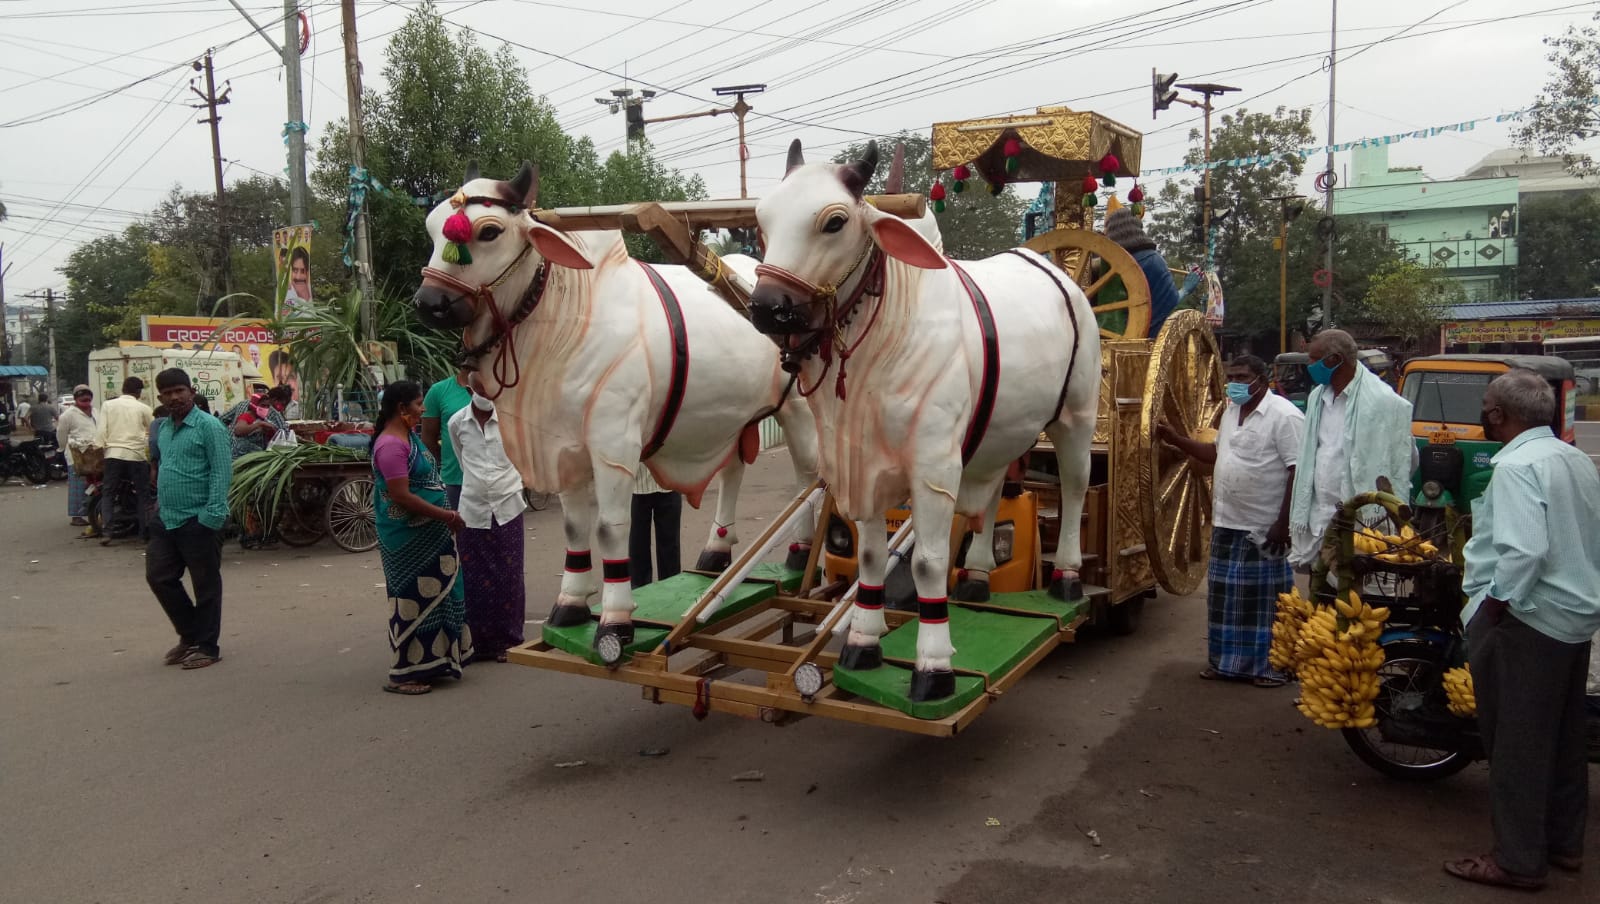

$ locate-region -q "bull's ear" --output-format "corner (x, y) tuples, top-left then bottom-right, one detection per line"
(867, 212), (946, 270)
(526, 221), (594, 270)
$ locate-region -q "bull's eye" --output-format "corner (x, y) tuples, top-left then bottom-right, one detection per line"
(822, 215), (847, 234)
(477, 224), (503, 242)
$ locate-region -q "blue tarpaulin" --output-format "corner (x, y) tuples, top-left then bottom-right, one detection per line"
(0, 365), (48, 377)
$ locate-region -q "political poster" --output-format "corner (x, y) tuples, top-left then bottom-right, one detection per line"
(273, 225), (314, 317)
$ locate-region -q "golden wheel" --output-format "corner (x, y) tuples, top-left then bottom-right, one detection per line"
(1139, 310), (1226, 595)
(1022, 227), (1151, 340)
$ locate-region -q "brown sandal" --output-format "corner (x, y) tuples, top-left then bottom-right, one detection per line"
(164, 643), (194, 666)
(383, 682), (431, 696)
(179, 650), (220, 670)
(1444, 855), (1544, 890)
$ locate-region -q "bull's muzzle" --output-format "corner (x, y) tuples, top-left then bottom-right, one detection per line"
(749, 281), (815, 336)
(413, 284), (474, 329)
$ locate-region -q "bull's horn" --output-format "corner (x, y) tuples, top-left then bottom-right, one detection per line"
(504, 161), (540, 208)
(842, 140), (879, 198)
(884, 142), (906, 194)
(464, 159), (481, 183)
(785, 139), (805, 177)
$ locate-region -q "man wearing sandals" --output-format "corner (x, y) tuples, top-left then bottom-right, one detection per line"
(1446, 369), (1600, 890)
(1157, 354), (1304, 688)
(146, 368), (233, 671)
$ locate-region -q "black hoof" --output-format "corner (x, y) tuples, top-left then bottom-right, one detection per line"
(952, 578), (991, 602)
(594, 620), (634, 648)
(1048, 574), (1083, 602)
(838, 643), (883, 671)
(909, 668), (956, 702)
(694, 549), (733, 573)
(784, 544), (813, 572)
(547, 602), (593, 627)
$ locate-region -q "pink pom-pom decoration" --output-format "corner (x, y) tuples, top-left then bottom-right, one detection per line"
(952, 164), (971, 181)
(1127, 183), (1145, 203)
(929, 182), (947, 201)
(1099, 153), (1120, 174)
(442, 211), (474, 244)
(1080, 175), (1099, 195)
(1003, 138), (1022, 157)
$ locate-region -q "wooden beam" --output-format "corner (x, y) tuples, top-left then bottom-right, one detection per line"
(531, 194), (926, 232)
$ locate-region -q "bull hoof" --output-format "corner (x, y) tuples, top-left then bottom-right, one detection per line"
(838, 642), (883, 671)
(952, 578), (991, 602)
(784, 544), (813, 572)
(694, 549), (733, 573)
(547, 602), (593, 628)
(909, 668), (956, 702)
(594, 620), (635, 649)
(1048, 573), (1083, 602)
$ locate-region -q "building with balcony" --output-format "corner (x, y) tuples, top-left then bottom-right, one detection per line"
(1333, 143), (1519, 302)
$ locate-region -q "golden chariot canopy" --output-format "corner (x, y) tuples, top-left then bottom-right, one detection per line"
(930, 106), (1143, 185)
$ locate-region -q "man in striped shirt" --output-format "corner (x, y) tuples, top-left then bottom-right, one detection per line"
(146, 368), (233, 671)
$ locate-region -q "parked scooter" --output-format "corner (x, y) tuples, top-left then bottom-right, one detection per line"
(0, 433), (53, 485)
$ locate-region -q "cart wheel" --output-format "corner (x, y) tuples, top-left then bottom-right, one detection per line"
(1139, 310), (1226, 596)
(277, 480), (330, 547)
(326, 477), (378, 553)
(1022, 227), (1152, 340)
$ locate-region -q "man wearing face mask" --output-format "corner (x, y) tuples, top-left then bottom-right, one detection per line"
(1158, 355), (1305, 686)
(1445, 369), (1600, 890)
(1286, 329), (1414, 571)
(447, 389), (528, 663)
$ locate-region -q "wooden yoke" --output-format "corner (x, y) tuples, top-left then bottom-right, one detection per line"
(620, 202), (753, 313)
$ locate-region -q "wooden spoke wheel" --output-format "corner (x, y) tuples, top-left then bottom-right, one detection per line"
(1139, 310), (1226, 596)
(326, 477), (378, 553)
(1021, 227), (1152, 340)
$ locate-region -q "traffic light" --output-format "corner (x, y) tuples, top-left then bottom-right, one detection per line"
(625, 101), (645, 141)
(1152, 70), (1179, 118)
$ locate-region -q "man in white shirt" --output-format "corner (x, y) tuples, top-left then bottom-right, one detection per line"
(1158, 354), (1305, 686)
(94, 377), (155, 546)
(447, 392), (528, 663)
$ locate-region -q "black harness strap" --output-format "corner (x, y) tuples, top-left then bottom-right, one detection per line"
(1004, 249), (1082, 425)
(951, 261), (1000, 467)
(638, 262), (690, 461)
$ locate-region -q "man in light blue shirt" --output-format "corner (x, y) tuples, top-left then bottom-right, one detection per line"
(1446, 369), (1600, 890)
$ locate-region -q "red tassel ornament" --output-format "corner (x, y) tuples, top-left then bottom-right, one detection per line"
(1127, 183), (1145, 203)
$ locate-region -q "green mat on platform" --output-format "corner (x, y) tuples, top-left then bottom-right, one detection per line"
(831, 591), (1086, 720)
(540, 562), (806, 665)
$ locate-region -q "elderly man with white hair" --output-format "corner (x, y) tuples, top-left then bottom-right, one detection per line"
(1445, 369), (1600, 890)
(1287, 328), (1415, 570)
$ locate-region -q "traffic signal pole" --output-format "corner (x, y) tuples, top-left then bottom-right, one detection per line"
(1153, 72), (1238, 270)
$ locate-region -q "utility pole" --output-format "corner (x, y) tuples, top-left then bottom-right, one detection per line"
(1153, 74), (1238, 269)
(713, 84), (766, 199)
(224, 0), (309, 226)
(341, 0), (375, 337)
(1320, 0), (1339, 331)
(190, 50), (233, 313)
(0, 244), (9, 366)
(1269, 195), (1306, 355)
(21, 289), (61, 396)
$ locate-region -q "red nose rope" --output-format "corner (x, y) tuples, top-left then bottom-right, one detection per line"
(418, 241), (546, 401)
(757, 244), (886, 401)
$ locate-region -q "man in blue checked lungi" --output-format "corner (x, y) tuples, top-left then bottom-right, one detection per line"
(1158, 354), (1305, 688)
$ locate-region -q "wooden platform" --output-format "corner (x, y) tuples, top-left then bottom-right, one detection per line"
(507, 575), (1101, 737)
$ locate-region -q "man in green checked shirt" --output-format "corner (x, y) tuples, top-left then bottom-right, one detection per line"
(147, 368), (234, 671)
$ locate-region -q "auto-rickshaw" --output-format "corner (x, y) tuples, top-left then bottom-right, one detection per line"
(1273, 349), (1395, 410)
(1399, 354), (1577, 514)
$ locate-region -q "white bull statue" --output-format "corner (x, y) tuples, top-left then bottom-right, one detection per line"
(412, 162), (820, 650)
(750, 140), (1101, 702)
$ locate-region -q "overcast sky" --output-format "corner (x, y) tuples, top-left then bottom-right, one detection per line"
(2, 0), (1595, 304)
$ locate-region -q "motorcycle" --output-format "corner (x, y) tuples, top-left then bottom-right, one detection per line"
(84, 472), (141, 539)
(0, 433), (53, 485)
(1326, 448), (1600, 781)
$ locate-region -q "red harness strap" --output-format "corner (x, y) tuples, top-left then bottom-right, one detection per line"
(950, 262), (1000, 467)
(637, 262), (690, 461)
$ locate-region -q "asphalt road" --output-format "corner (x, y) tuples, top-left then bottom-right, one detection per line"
(1, 451), (1594, 904)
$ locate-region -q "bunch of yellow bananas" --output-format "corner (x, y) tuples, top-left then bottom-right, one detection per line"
(1351, 524), (1441, 565)
(1293, 592), (1390, 729)
(1442, 665), (1476, 717)
(1270, 587), (1314, 674)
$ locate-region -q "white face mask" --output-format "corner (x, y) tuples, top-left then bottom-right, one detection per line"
(470, 392), (494, 412)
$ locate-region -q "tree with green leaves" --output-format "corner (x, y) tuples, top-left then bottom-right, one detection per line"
(313, 0), (705, 286)
(1513, 12), (1600, 177)
(1146, 106), (1402, 347)
(831, 132), (1028, 259)
(1358, 259), (1464, 351)
(1517, 193), (1600, 299)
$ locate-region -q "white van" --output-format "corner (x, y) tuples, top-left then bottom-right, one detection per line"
(86, 347), (250, 414)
